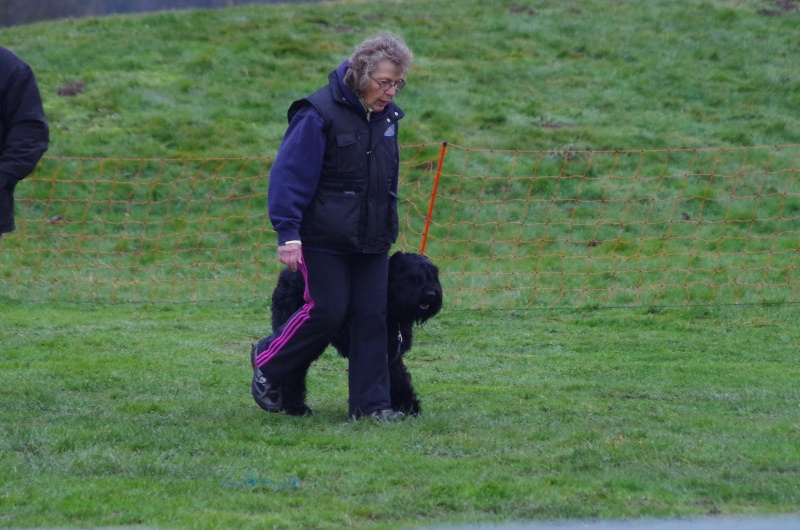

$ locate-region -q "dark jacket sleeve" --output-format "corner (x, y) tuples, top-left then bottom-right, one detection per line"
(0, 54), (50, 184)
(267, 105), (326, 245)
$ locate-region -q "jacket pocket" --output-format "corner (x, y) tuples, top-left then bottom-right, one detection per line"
(301, 191), (362, 250)
(335, 133), (362, 174)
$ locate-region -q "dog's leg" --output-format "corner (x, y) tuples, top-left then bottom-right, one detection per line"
(280, 360), (314, 416)
(389, 357), (421, 415)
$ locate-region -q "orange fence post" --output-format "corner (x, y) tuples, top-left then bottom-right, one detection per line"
(419, 141), (447, 255)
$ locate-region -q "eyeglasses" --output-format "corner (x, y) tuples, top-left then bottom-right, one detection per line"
(370, 75), (406, 93)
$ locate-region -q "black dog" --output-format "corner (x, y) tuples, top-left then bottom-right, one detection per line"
(264, 251), (442, 416)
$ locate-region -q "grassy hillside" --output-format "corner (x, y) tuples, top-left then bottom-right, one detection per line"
(3, 0), (799, 309)
(1, 0), (798, 158)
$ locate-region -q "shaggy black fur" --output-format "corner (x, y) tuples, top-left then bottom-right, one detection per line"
(266, 251), (443, 416)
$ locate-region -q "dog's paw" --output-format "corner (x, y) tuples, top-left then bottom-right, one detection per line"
(283, 404), (314, 416)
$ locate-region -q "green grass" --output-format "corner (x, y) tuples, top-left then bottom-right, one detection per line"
(2, 301), (799, 529)
(2, 0), (800, 528)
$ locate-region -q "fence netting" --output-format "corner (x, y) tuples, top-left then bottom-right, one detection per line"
(2, 144), (798, 308)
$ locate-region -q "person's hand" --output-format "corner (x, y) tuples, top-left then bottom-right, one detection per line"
(278, 242), (302, 272)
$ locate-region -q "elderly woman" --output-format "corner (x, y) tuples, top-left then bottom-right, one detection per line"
(252, 32), (413, 421)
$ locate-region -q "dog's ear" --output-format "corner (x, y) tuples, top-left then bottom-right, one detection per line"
(389, 250), (404, 267)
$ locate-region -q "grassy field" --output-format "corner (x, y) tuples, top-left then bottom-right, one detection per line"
(2, 0), (800, 528)
(2, 301), (799, 529)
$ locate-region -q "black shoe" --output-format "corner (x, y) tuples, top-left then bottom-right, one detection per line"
(251, 344), (281, 413)
(350, 409), (405, 422)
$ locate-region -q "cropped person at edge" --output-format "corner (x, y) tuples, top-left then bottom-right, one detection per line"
(251, 32), (413, 421)
(0, 47), (50, 244)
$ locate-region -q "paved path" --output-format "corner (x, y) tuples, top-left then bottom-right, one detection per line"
(428, 516), (800, 530)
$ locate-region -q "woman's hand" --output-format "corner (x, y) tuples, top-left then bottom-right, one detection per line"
(278, 241), (302, 271)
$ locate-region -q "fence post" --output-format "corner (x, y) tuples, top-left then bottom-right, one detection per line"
(419, 141), (448, 255)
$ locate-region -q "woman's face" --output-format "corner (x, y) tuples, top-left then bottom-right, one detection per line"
(362, 60), (405, 112)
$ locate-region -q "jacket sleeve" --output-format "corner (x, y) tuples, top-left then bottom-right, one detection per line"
(0, 60), (49, 184)
(267, 105), (326, 245)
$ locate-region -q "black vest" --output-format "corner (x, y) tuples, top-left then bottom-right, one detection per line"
(288, 72), (403, 253)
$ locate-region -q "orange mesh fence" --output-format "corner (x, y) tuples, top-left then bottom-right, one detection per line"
(3, 157), (274, 303)
(419, 144), (800, 309)
(2, 144), (799, 308)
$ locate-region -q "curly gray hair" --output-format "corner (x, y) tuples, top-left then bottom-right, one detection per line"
(344, 32), (413, 96)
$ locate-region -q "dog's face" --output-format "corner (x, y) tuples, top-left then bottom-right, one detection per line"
(388, 251), (443, 325)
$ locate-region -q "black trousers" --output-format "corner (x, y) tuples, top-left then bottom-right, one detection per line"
(256, 248), (390, 416)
